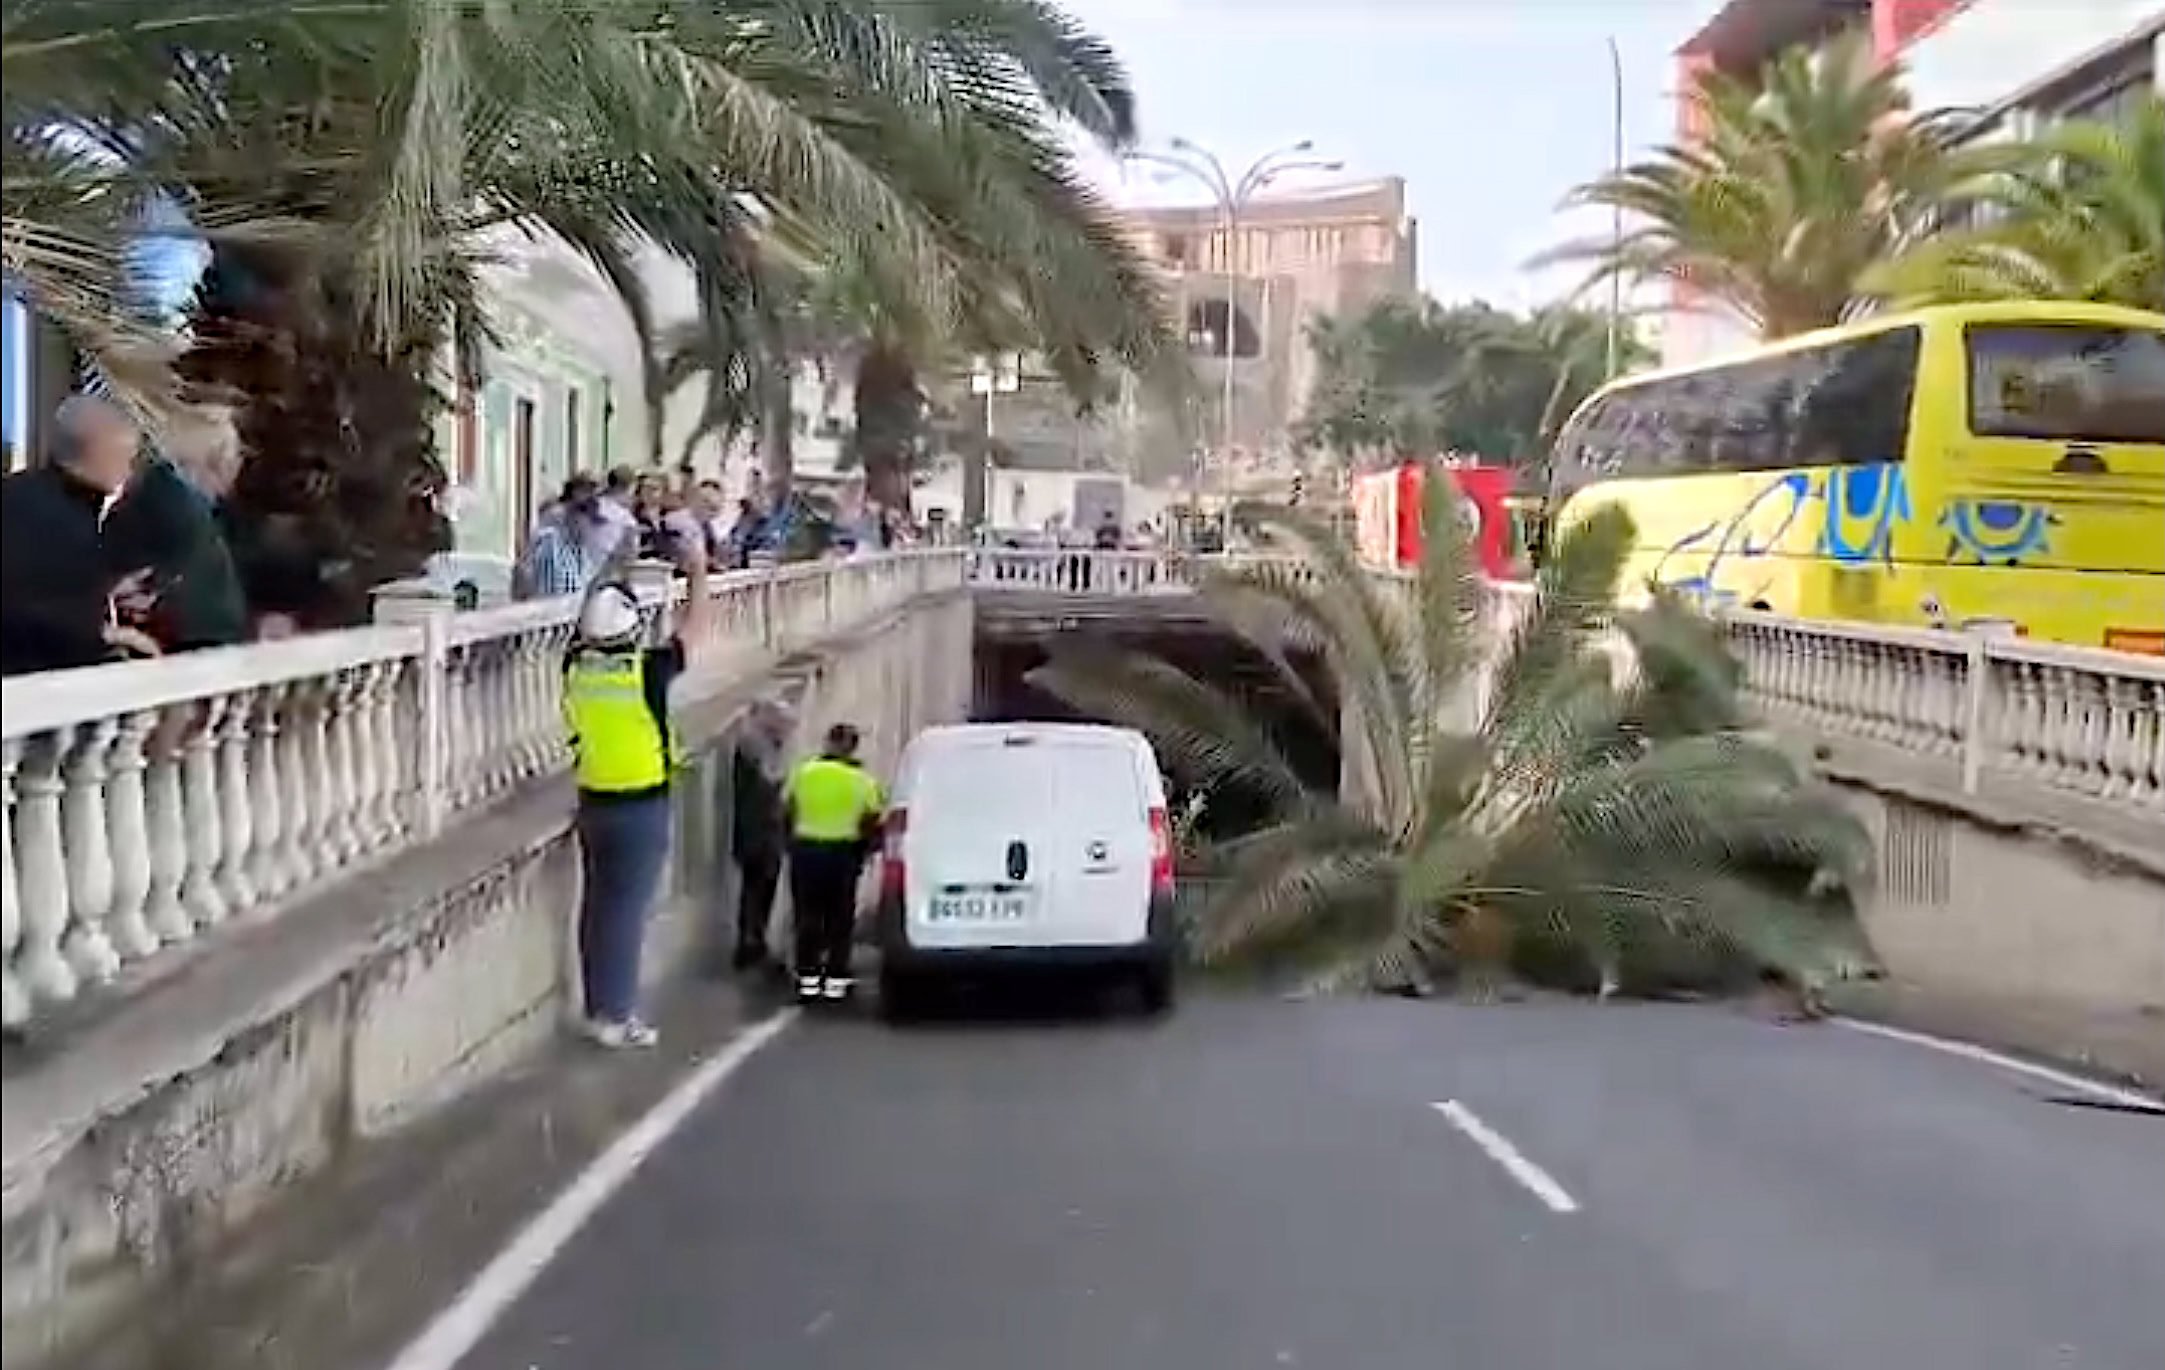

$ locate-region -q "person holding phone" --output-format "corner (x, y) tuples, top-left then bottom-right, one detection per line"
(104, 404), (249, 654)
(1, 395), (163, 675)
(560, 532), (713, 1048)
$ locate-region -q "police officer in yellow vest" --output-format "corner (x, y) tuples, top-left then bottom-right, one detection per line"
(563, 537), (711, 1048)
(784, 723), (886, 1004)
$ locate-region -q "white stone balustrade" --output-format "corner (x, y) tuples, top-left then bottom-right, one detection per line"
(967, 547), (1202, 596)
(1722, 609), (2165, 814)
(0, 551), (965, 1027)
(8, 545), (2151, 1028)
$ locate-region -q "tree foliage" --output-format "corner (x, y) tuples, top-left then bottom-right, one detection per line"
(1869, 93), (2164, 311)
(3, 0), (1180, 614)
(1540, 33), (1988, 339)
(1295, 299), (1649, 473)
(1029, 473), (1875, 999)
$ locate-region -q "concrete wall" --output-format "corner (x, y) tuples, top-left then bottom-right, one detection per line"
(0, 591), (974, 1370)
(1801, 744), (2165, 1086)
(1839, 785), (2165, 1019)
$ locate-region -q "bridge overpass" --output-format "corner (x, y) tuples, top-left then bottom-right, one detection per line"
(3, 547), (2160, 1367)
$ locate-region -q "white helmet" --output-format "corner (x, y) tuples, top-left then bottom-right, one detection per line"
(577, 583), (643, 645)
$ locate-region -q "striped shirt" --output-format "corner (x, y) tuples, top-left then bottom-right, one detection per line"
(523, 521), (603, 599)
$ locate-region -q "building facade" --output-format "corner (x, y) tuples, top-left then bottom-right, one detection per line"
(437, 233), (734, 562)
(1663, 0), (2164, 366)
(1125, 178), (1418, 474)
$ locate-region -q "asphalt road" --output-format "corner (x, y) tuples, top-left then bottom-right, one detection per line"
(447, 994), (2165, 1370)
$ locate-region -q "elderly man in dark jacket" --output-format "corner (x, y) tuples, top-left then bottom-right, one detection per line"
(103, 405), (249, 653)
(0, 395), (162, 675)
(726, 697), (795, 971)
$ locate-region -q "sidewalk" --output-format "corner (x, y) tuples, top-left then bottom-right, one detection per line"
(66, 973), (788, 1370)
(1832, 977), (2165, 1099)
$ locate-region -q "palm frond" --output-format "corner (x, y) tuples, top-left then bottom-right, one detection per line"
(1026, 644), (1314, 817)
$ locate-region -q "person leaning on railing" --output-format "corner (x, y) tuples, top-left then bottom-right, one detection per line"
(560, 535), (713, 1049)
(0, 394), (162, 675)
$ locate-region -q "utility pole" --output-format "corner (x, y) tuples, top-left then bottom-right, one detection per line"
(1606, 35), (1625, 381)
(966, 352), (1020, 532)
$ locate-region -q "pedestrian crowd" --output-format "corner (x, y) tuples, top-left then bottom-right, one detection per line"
(515, 464), (927, 606)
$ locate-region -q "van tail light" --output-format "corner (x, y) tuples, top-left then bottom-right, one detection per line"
(1147, 806), (1175, 896)
(880, 809), (907, 900)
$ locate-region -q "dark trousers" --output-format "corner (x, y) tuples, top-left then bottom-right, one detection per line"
(735, 847), (781, 951)
(790, 839), (863, 978)
(575, 793), (672, 1023)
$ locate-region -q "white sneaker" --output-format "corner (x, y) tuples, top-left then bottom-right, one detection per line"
(796, 974), (823, 1003)
(581, 1016), (659, 1049)
(822, 976), (853, 1001)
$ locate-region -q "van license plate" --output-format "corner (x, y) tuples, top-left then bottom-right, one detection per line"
(927, 892), (1031, 924)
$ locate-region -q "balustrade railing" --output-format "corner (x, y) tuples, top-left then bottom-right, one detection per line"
(0, 551), (965, 1027)
(10, 541), (2152, 1027)
(1721, 611), (2165, 815)
(965, 547), (1200, 595)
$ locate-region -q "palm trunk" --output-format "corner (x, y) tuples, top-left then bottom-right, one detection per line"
(962, 418), (989, 531)
(180, 242), (449, 628)
(852, 339), (919, 514)
(761, 357), (795, 504)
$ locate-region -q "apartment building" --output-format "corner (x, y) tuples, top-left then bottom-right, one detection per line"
(1126, 177), (1419, 467)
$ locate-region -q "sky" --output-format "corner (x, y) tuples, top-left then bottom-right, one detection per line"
(1066, 0), (1712, 309)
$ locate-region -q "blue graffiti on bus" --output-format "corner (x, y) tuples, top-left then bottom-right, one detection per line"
(1941, 498), (2055, 566)
(1652, 467), (2057, 606)
(1819, 464), (1910, 565)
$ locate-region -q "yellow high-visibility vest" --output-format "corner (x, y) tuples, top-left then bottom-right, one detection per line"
(787, 755), (884, 842)
(563, 649), (677, 794)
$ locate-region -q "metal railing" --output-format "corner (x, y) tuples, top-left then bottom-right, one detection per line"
(0, 551), (966, 1027)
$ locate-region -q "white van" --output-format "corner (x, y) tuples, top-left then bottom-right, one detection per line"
(874, 723), (1179, 1014)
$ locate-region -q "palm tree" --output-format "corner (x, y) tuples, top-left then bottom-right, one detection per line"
(1869, 95), (2164, 309)
(1029, 473), (1873, 999)
(1540, 33), (1982, 339)
(5, 1), (1175, 612)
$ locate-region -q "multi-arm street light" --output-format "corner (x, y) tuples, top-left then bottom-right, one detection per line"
(1128, 139), (1343, 539)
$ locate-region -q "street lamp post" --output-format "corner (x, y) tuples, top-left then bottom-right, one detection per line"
(1129, 140), (1342, 540)
(967, 352), (1021, 532)
(1605, 36), (1625, 381)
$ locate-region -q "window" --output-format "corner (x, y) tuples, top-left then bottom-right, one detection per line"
(1550, 326), (1920, 490)
(513, 396), (536, 532)
(1163, 233), (1189, 268)
(1968, 324), (2165, 444)
(1790, 326), (1920, 467)
(455, 370), (479, 483)
(2055, 66), (2153, 133)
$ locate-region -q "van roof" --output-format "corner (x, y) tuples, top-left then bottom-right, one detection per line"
(908, 722), (1149, 750)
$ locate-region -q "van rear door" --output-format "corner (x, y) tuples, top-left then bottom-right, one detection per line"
(904, 736), (1058, 950)
(1040, 738), (1153, 947)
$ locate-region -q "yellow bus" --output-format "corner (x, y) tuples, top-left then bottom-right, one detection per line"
(1547, 301), (2165, 655)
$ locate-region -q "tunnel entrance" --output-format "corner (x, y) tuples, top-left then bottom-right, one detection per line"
(971, 617), (1340, 844)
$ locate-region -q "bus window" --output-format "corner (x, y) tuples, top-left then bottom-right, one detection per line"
(1967, 324), (2165, 445)
(1792, 327), (1920, 467)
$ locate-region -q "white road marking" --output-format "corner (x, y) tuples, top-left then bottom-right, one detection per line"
(1835, 1019), (2162, 1113)
(1430, 1100), (1580, 1214)
(384, 1010), (799, 1370)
